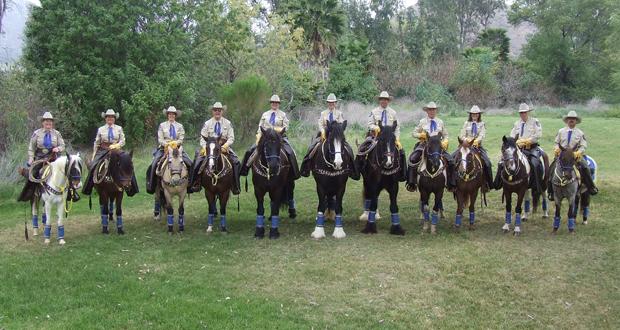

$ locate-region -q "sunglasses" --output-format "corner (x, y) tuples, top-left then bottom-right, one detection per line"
(212, 108), (223, 112)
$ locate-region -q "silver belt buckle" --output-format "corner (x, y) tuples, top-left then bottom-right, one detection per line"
(42, 149), (49, 154)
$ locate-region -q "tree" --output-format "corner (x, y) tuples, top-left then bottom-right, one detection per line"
(478, 28), (510, 62)
(220, 75), (271, 143)
(0, 0), (7, 33)
(327, 36), (377, 102)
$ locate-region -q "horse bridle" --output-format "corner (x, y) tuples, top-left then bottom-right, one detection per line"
(501, 147), (524, 184)
(554, 153), (577, 186)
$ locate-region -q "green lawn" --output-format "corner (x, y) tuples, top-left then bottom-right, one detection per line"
(0, 114), (618, 329)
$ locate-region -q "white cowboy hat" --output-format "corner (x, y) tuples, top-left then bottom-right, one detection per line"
(211, 102), (223, 109)
(378, 91), (391, 100)
(162, 106), (181, 117)
(563, 110), (581, 124)
(423, 102), (439, 111)
(101, 109), (120, 119)
(468, 105), (482, 114)
(518, 103), (532, 112)
(326, 93), (338, 103)
(39, 111), (54, 121)
(270, 94), (281, 103)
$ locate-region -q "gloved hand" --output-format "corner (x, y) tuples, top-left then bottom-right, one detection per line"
(27, 159), (33, 167)
(255, 133), (261, 145)
(418, 131), (428, 142)
(373, 127), (381, 137)
(200, 147), (207, 157)
(441, 139), (449, 150)
(573, 150), (582, 160)
(472, 139), (480, 148)
(109, 143), (121, 150)
(320, 131), (326, 142)
(523, 138), (532, 148)
(222, 144), (229, 154)
(516, 139), (527, 148)
(52, 147), (59, 153)
(274, 127), (283, 134)
(395, 138), (403, 150)
(167, 141), (178, 149)
(554, 146), (561, 157)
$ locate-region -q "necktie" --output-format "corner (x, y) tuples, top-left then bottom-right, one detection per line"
(430, 119), (437, 133)
(381, 110), (387, 125)
(108, 126), (114, 141)
(520, 122), (525, 137)
(43, 131), (52, 149)
(472, 122), (477, 135)
(567, 130), (572, 144)
(169, 124), (177, 139)
(269, 112), (276, 125)
(329, 112), (333, 122)
(214, 122), (221, 136)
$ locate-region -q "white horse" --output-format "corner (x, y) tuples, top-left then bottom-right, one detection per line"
(39, 154), (83, 244)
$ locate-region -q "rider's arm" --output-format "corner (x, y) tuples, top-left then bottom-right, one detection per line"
(157, 123), (166, 147)
(224, 122), (235, 148)
(509, 122), (519, 139)
(27, 132), (37, 163)
(56, 131), (66, 152)
(176, 123), (185, 145)
(530, 120), (542, 144)
(459, 122), (468, 141)
(367, 111), (379, 133)
(393, 112), (401, 138)
(412, 119), (424, 139)
(476, 122), (486, 143)
(440, 120), (449, 140)
(317, 112), (326, 135)
(200, 123), (209, 149)
(577, 130), (587, 154)
(117, 127), (126, 148)
(281, 111), (289, 131)
(92, 129), (101, 160)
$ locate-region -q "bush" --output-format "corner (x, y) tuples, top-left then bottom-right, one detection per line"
(415, 79), (458, 114)
(220, 75), (271, 143)
(327, 37), (377, 103)
(450, 47), (499, 107)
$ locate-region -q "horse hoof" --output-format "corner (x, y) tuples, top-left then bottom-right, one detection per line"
(33, 228), (38, 236)
(102, 227), (109, 235)
(167, 226), (173, 234)
(514, 227), (521, 236)
(430, 224), (437, 235)
(453, 225), (461, 233)
(361, 222), (377, 234)
(569, 229), (576, 234)
(44, 239), (50, 244)
(332, 227), (346, 239)
(440, 211), (445, 220)
(153, 214), (160, 221)
(375, 211), (381, 220)
(389, 224), (405, 236)
(503, 229), (509, 234)
(117, 228), (125, 235)
(220, 226), (228, 233)
(254, 227), (265, 239)
(178, 226), (184, 233)
(310, 227), (326, 239)
(551, 228), (558, 235)
(422, 222), (429, 232)
(582, 220), (588, 225)
(288, 208), (297, 219)
(206, 226), (213, 233)
(269, 228), (280, 239)
(542, 212), (549, 218)
(468, 224), (476, 231)
(58, 239), (66, 245)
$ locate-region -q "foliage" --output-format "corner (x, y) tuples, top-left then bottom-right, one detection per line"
(220, 75), (271, 143)
(451, 47), (499, 107)
(326, 36), (377, 102)
(478, 28), (510, 62)
(415, 79), (458, 113)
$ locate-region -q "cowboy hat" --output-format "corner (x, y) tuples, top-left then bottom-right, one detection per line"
(468, 105), (482, 114)
(162, 106), (181, 117)
(211, 102), (223, 109)
(270, 95), (281, 103)
(518, 103), (532, 113)
(378, 91), (391, 100)
(101, 109), (120, 119)
(563, 110), (581, 124)
(423, 102), (439, 111)
(326, 93), (338, 103)
(39, 111), (54, 121)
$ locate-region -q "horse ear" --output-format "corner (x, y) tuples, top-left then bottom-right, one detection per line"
(502, 135), (507, 143)
(281, 128), (286, 135)
(458, 137), (463, 145)
(392, 120), (397, 129)
(343, 120), (347, 131)
(260, 127), (266, 136)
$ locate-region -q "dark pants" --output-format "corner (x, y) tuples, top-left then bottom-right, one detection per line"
(147, 148), (192, 194)
(82, 149), (139, 196)
(407, 142), (455, 188)
(471, 146), (493, 189)
(241, 138), (300, 180)
(521, 146), (544, 192)
(189, 149), (241, 194)
(17, 155), (50, 202)
(301, 135), (360, 180)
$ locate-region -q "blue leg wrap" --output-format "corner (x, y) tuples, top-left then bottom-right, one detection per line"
(58, 225), (65, 240)
(524, 200), (530, 213)
(553, 216), (561, 229)
(271, 215), (280, 228)
(116, 216), (123, 228)
(368, 211), (376, 223)
(423, 211), (430, 222)
(256, 215), (265, 227)
(101, 214), (109, 227)
(218, 215), (224, 227)
(515, 213), (522, 226)
(154, 201), (161, 214)
(542, 198), (548, 211)
(391, 213), (400, 225)
(288, 199), (296, 209)
(505, 212), (511, 224)
(335, 215), (343, 227)
(316, 213), (325, 227)
(568, 218), (576, 230)
(364, 199), (371, 210)
(32, 215), (39, 229)
(469, 212), (475, 224)
(44, 225), (51, 239)
(431, 212), (439, 225)
(167, 215), (174, 226)
(583, 207), (590, 217)
(208, 214), (215, 226)
(455, 214), (462, 226)
(42, 213), (47, 225)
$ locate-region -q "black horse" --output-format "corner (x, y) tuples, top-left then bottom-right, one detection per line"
(250, 128), (293, 239)
(498, 136), (530, 235)
(357, 121), (405, 235)
(413, 133), (447, 234)
(309, 120), (354, 239)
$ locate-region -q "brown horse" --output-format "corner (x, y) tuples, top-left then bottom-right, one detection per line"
(453, 139), (485, 231)
(498, 136), (529, 235)
(93, 150), (135, 234)
(155, 145), (189, 234)
(200, 136), (234, 233)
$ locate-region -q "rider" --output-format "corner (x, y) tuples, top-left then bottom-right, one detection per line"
(406, 102), (456, 191)
(300, 93), (359, 180)
(146, 106), (192, 194)
(457, 105), (494, 190)
(189, 102), (241, 195)
(494, 103), (543, 191)
(547, 110), (598, 199)
(82, 109), (138, 196)
(18, 111), (66, 202)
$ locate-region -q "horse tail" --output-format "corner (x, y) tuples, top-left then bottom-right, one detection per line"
(89, 194), (92, 210)
(278, 180), (291, 210)
(542, 151), (550, 189)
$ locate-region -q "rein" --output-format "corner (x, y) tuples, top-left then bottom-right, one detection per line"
(205, 153), (232, 186)
(457, 151), (482, 182)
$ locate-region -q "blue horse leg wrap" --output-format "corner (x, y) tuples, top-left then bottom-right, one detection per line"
(424, 211), (430, 222)
(335, 215), (343, 227)
(44, 225), (51, 239)
(368, 211), (376, 223)
(568, 218), (576, 230)
(218, 215), (224, 227)
(583, 207), (590, 217)
(469, 212), (475, 224)
(524, 200), (530, 213)
(316, 213), (325, 227)
(32, 215), (39, 229)
(553, 216), (561, 229)
(288, 199), (296, 209)
(256, 215), (265, 228)
(391, 213), (400, 225)
(431, 212), (439, 225)
(154, 201), (161, 214)
(364, 199), (371, 211)
(116, 216), (123, 228)
(542, 198), (548, 211)
(58, 225), (65, 240)
(167, 215), (174, 226)
(455, 214), (462, 226)
(208, 213), (215, 226)
(271, 216), (280, 228)
(505, 212), (511, 224)
(101, 214), (109, 227)
(515, 213), (522, 226)
(42, 213), (47, 225)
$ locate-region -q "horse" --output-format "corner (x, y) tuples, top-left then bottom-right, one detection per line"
(36, 154), (83, 244)
(414, 133), (447, 234)
(251, 127), (292, 239)
(309, 120), (351, 239)
(498, 136), (530, 235)
(200, 136), (234, 233)
(453, 139), (485, 231)
(93, 150), (135, 234)
(357, 121), (405, 235)
(550, 146), (580, 234)
(573, 155), (597, 224)
(154, 145), (189, 234)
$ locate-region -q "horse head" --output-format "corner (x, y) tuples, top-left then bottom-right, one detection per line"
(425, 132), (443, 172)
(203, 135), (222, 173)
(326, 120), (347, 170)
(557, 145), (576, 180)
(377, 120), (397, 169)
(166, 145), (186, 186)
(259, 127), (283, 175)
(110, 150), (134, 190)
(67, 152), (83, 190)
(501, 135), (519, 173)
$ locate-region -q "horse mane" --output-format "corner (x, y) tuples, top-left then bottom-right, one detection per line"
(502, 136), (517, 149)
(327, 121), (346, 142)
(377, 124), (395, 143)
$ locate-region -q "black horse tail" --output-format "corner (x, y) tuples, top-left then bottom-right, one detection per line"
(277, 179), (294, 210)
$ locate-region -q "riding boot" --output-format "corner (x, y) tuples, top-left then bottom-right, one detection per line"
(82, 169), (95, 195)
(240, 146), (255, 176)
(406, 166), (418, 191)
(126, 174), (139, 197)
(343, 143), (360, 180)
(493, 163), (503, 190)
(399, 150), (407, 182)
(284, 145), (301, 180)
(579, 162), (598, 195)
(232, 160), (241, 195)
(188, 159), (202, 193)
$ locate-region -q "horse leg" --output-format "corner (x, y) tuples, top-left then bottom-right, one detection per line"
(206, 191), (216, 233)
(568, 195), (577, 234)
(581, 192), (590, 225)
(268, 189), (281, 239)
(522, 190), (531, 221)
(421, 190), (430, 232)
(43, 197), (52, 244)
(469, 189), (478, 231)
(514, 191), (524, 235)
(552, 196), (562, 234)
(438, 199), (445, 220)
(41, 199), (47, 226)
(99, 194), (109, 234)
(542, 191), (549, 218)
(31, 197), (40, 236)
(332, 186), (346, 239)
(218, 192), (228, 233)
(153, 186), (161, 221)
(326, 195), (336, 221)
(361, 186), (378, 234)
(178, 194), (186, 233)
(455, 192), (464, 232)
(431, 191), (443, 235)
(311, 184), (328, 239)
(165, 190), (174, 235)
(108, 198), (115, 226)
(116, 193), (125, 235)
(502, 193), (512, 233)
(359, 185), (371, 221)
(57, 197), (66, 245)
(254, 188), (266, 239)
(388, 183), (405, 236)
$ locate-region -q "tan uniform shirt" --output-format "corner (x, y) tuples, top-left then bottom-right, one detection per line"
(158, 121), (185, 147)
(413, 117), (449, 139)
(28, 128), (65, 161)
(367, 106), (400, 138)
(318, 109), (344, 134)
(257, 109), (289, 134)
(555, 127), (586, 154)
(459, 120), (486, 143)
(201, 117), (235, 148)
(510, 117), (542, 143)
(93, 124), (125, 153)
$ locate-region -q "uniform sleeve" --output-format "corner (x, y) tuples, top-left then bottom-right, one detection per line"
(157, 124), (166, 147)
(554, 129), (561, 147)
(177, 124), (185, 145)
(56, 131), (65, 152)
(318, 112), (325, 134)
(441, 120), (449, 140)
(200, 123), (209, 148)
(256, 114), (265, 135)
(337, 111), (344, 123)
(477, 123), (486, 142)
(459, 122), (468, 140)
(531, 119), (542, 143)
(282, 112), (289, 131)
(118, 127), (126, 147)
(412, 120), (424, 138)
(394, 118), (401, 138)
(225, 122), (235, 147)
(577, 131), (587, 153)
(28, 133), (37, 161)
(93, 128), (101, 154)
(509, 122), (518, 139)
(367, 113), (379, 132)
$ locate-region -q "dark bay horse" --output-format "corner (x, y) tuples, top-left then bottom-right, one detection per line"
(251, 128), (292, 239)
(200, 136), (234, 233)
(357, 121), (405, 235)
(550, 146), (580, 234)
(309, 120), (351, 239)
(453, 140), (485, 231)
(93, 150), (135, 234)
(414, 133), (447, 234)
(498, 136), (529, 235)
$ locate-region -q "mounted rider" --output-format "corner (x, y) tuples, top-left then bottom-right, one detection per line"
(300, 93), (359, 179)
(189, 101), (241, 194)
(457, 105), (494, 190)
(82, 109), (138, 196)
(406, 101), (456, 191)
(18, 111), (67, 202)
(146, 106), (192, 194)
(547, 110), (598, 200)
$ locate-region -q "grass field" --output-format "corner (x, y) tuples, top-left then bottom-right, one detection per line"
(0, 114), (618, 329)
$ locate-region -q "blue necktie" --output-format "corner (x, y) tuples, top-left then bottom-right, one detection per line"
(169, 124), (177, 139)
(520, 123), (525, 137)
(567, 130), (572, 144)
(214, 122), (221, 136)
(430, 120), (437, 133)
(108, 127), (114, 141)
(329, 112), (333, 122)
(472, 122), (477, 135)
(381, 110), (387, 126)
(43, 131), (52, 149)
(269, 112), (276, 125)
